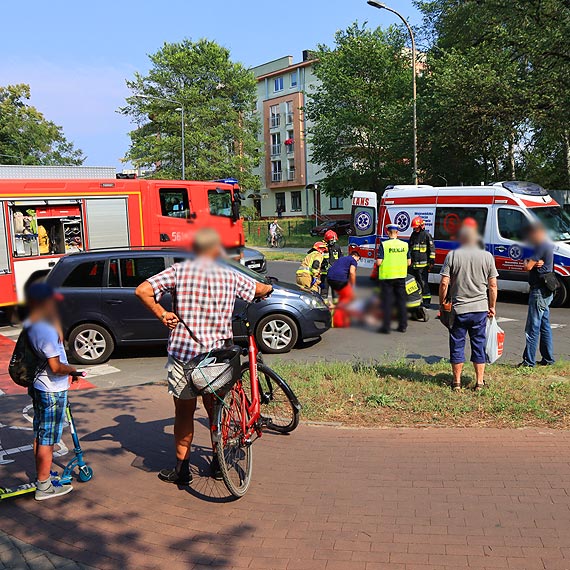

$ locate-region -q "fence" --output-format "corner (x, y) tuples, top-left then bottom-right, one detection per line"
(244, 219), (315, 248)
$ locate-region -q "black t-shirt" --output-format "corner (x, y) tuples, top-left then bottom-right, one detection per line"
(529, 240), (554, 289)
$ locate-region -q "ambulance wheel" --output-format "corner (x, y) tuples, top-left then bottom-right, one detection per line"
(69, 323), (114, 365)
(79, 466), (93, 482)
(552, 279), (568, 308)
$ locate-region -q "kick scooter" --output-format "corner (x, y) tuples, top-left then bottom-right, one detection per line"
(0, 371), (93, 500)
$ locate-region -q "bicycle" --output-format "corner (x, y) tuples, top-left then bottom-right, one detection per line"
(266, 231), (286, 249)
(210, 301), (300, 498)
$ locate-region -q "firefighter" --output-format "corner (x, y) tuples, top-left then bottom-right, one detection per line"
(320, 230), (343, 303)
(296, 241), (327, 293)
(377, 224), (411, 334)
(409, 216), (435, 308)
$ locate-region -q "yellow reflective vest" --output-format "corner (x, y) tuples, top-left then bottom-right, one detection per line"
(378, 238), (409, 280)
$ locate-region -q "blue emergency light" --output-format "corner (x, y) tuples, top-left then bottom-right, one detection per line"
(215, 177), (239, 185)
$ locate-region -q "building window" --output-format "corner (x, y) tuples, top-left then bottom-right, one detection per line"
(285, 129), (294, 154)
(330, 196), (344, 210)
(276, 192), (286, 213)
(291, 191), (302, 212)
(285, 101), (293, 124)
(287, 158), (295, 181)
(274, 76), (284, 92)
(270, 132), (281, 156)
(290, 70), (298, 87)
(271, 160), (282, 182)
(269, 104), (280, 128)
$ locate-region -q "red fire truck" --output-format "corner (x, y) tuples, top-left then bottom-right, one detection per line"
(0, 176), (244, 306)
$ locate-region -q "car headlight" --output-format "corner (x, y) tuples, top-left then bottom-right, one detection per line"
(301, 295), (327, 309)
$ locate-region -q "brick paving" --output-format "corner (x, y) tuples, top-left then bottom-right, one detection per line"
(1, 385), (570, 569)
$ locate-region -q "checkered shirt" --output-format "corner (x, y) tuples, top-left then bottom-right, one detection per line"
(146, 257), (256, 362)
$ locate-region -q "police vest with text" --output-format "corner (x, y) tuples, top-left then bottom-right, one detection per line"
(378, 239), (409, 280)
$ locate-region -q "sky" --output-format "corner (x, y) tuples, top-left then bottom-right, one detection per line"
(0, 0), (421, 170)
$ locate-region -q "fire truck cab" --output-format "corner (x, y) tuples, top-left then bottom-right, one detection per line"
(349, 181), (570, 306)
(0, 177), (244, 306)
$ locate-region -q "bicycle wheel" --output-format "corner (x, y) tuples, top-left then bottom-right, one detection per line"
(266, 234), (273, 247)
(216, 385), (253, 498)
(241, 362), (300, 433)
(276, 234), (286, 248)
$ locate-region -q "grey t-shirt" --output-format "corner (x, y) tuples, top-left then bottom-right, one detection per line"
(440, 246), (498, 314)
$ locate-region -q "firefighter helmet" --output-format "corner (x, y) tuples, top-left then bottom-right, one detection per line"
(313, 241), (328, 253)
(411, 216), (425, 229)
(324, 230), (338, 243)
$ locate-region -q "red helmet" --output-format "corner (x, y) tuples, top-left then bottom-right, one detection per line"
(313, 241), (328, 253)
(411, 216), (425, 229)
(324, 230), (338, 243)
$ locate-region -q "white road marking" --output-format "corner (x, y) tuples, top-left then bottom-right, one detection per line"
(551, 323), (566, 329)
(496, 317), (518, 323)
(82, 364), (120, 377)
(0, 326), (22, 338)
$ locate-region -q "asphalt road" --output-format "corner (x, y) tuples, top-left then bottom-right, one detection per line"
(1, 261), (569, 393)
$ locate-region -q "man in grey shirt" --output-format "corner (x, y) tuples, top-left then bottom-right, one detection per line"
(439, 225), (498, 391)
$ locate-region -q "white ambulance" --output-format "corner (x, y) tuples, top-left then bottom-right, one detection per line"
(349, 181), (570, 306)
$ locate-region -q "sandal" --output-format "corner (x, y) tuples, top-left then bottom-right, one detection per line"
(474, 382), (485, 391)
(452, 382), (461, 392)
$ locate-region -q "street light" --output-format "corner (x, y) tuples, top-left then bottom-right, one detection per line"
(367, 0), (418, 185)
(133, 94), (185, 180)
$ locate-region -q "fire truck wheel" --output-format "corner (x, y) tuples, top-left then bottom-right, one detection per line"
(68, 323), (115, 365)
(256, 314), (299, 354)
(552, 278), (568, 308)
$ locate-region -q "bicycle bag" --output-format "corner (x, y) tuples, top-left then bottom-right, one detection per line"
(8, 329), (46, 388)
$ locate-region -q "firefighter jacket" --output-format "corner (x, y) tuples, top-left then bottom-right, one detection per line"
(296, 250), (324, 279)
(408, 229), (435, 269)
(321, 243), (343, 275)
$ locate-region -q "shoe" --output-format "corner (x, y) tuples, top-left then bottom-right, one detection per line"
(35, 482), (73, 501)
(378, 327), (390, 334)
(158, 468), (192, 485)
(397, 326), (407, 333)
(538, 360), (555, 366)
(517, 362), (534, 368)
(210, 456), (223, 481)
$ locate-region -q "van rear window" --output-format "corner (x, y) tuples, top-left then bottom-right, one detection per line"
(434, 208), (488, 240)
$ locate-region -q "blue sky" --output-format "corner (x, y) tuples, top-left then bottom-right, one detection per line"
(0, 0), (420, 169)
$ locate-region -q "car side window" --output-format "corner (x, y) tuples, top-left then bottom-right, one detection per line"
(108, 258), (120, 287)
(119, 257), (166, 288)
(62, 260), (105, 288)
(498, 208), (529, 241)
(434, 207), (488, 240)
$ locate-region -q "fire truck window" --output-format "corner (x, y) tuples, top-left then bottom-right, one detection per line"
(159, 189), (191, 219)
(498, 208), (529, 241)
(62, 261), (105, 288)
(208, 190), (232, 217)
(434, 208), (488, 241)
(119, 257), (165, 288)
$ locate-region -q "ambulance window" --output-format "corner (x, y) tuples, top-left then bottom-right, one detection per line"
(119, 257), (166, 288)
(498, 209), (529, 241)
(434, 208), (488, 240)
(159, 189), (191, 219)
(62, 261), (105, 288)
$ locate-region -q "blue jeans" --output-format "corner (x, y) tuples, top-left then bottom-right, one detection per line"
(449, 311), (488, 364)
(523, 288), (554, 367)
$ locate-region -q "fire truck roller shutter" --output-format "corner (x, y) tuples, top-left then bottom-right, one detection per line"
(0, 205), (9, 273)
(85, 198), (130, 249)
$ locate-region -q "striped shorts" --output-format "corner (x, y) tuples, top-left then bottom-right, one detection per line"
(30, 389), (68, 446)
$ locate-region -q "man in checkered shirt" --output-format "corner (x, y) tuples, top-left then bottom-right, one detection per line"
(136, 228), (272, 485)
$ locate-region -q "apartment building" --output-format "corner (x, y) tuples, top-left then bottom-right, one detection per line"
(250, 52), (351, 220)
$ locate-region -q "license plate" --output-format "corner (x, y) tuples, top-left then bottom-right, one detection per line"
(247, 263), (261, 269)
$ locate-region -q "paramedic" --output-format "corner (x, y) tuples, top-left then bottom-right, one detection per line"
(408, 216), (435, 307)
(520, 223), (556, 367)
(321, 230), (343, 303)
(377, 224), (411, 334)
(327, 251), (361, 327)
(296, 241), (328, 293)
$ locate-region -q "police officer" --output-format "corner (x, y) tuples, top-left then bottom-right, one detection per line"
(321, 230), (343, 303)
(377, 224), (411, 334)
(409, 216), (435, 308)
(296, 241), (327, 292)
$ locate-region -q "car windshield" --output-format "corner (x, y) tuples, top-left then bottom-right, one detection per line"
(531, 207), (570, 241)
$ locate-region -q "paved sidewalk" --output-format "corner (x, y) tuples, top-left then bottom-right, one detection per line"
(1, 385), (570, 569)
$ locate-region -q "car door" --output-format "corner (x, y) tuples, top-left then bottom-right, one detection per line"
(100, 255), (170, 343)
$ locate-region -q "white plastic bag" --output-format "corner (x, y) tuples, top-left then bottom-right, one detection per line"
(485, 317), (505, 364)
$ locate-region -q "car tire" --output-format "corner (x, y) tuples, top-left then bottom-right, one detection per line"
(255, 314), (299, 354)
(68, 323), (115, 365)
(552, 278), (568, 308)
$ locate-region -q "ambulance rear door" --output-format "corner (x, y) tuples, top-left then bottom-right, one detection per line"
(349, 192), (377, 267)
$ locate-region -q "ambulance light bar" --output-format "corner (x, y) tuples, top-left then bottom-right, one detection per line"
(496, 181), (548, 196)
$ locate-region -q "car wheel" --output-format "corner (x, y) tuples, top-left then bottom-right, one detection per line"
(256, 314), (299, 354)
(552, 278), (568, 308)
(68, 323), (115, 365)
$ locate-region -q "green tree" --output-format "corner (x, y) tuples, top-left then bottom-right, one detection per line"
(305, 23), (414, 197)
(0, 84), (84, 165)
(120, 39), (261, 189)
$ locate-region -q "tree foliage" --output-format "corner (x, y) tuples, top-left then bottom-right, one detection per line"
(121, 39), (261, 189)
(0, 84), (84, 166)
(305, 23), (415, 197)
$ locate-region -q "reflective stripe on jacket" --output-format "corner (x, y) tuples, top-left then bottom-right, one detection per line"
(296, 251), (323, 278)
(378, 239), (409, 280)
(408, 229), (435, 269)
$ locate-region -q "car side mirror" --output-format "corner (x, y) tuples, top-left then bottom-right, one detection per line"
(231, 201), (240, 222)
(346, 227), (353, 236)
(267, 275), (280, 284)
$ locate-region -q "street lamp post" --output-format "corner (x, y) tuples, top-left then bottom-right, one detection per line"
(133, 94), (186, 180)
(367, 1), (418, 185)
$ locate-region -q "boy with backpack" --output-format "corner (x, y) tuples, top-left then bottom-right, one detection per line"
(11, 283), (79, 500)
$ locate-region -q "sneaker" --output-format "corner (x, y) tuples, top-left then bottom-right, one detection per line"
(538, 360), (555, 366)
(517, 362), (534, 368)
(397, 326), (407, 333)
(35, 482), (73, 501)
(158, 468), (192, 485)
(210, 456), (223, 481)
(378, 327), (390, 335)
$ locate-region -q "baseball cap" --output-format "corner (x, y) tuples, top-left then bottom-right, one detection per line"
(386, 223), (399, 231)
(26, 282), (64, 303)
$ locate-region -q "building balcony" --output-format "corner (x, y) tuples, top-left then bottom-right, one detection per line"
(270, 116), (281, 129)
(272, 171), (283, 182)
(271, 144), (282, 156)
(286, 112), (294, 124)
(286, 143), (294, 154)
(287, 169), (296, 181)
